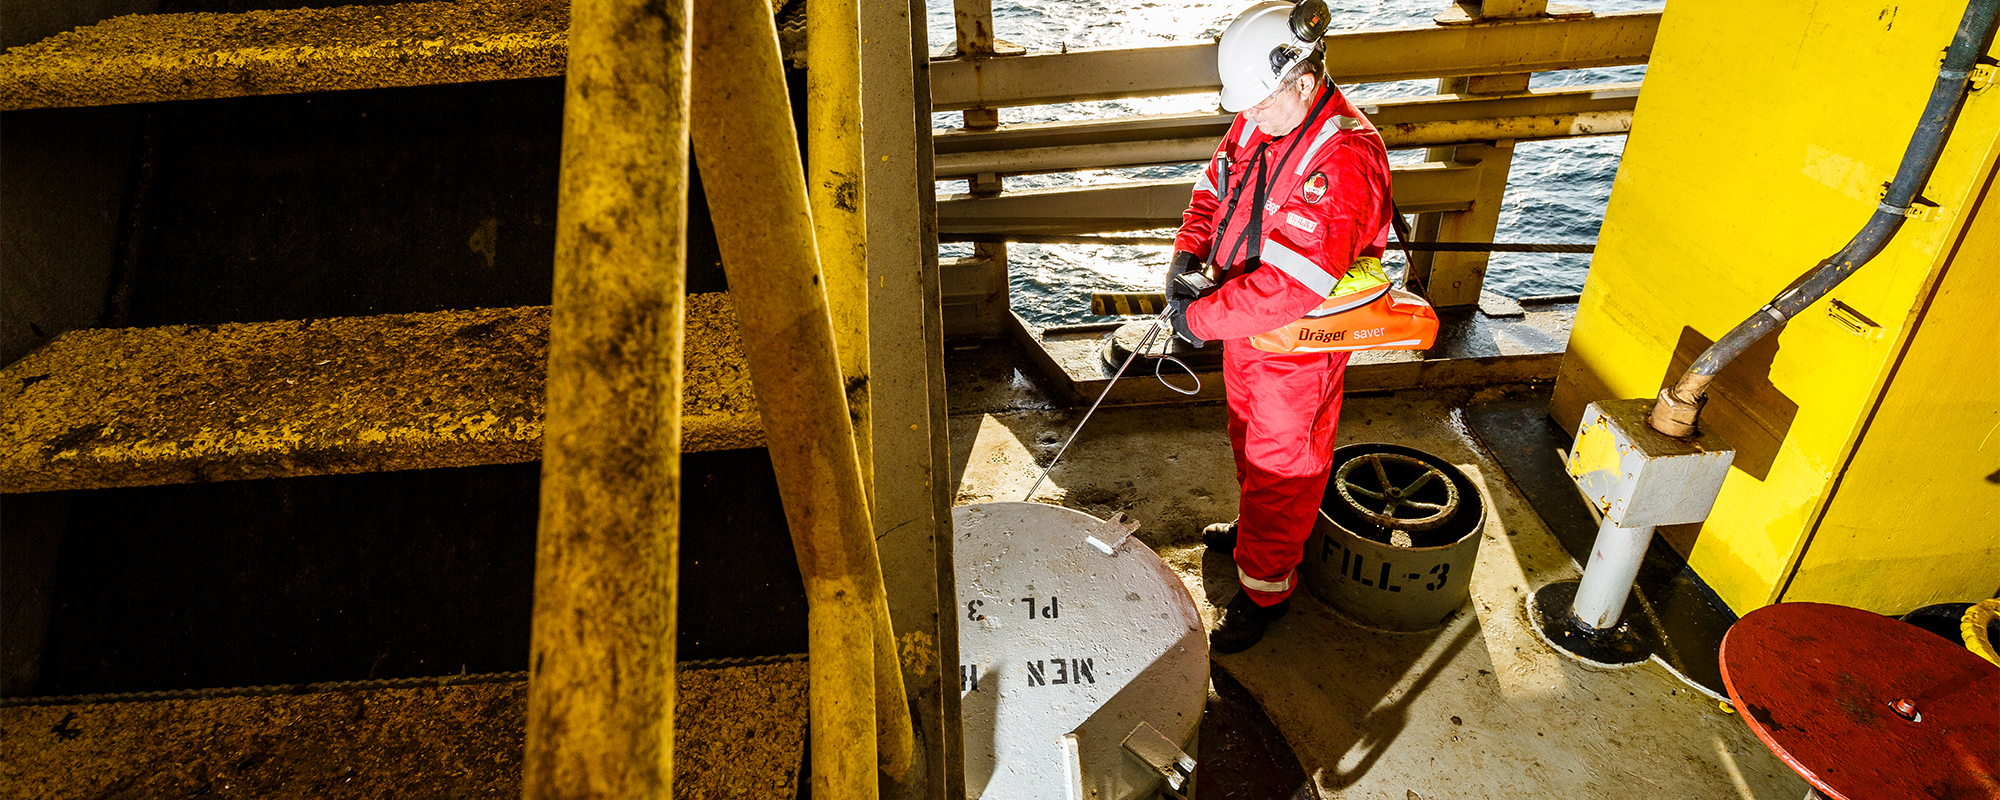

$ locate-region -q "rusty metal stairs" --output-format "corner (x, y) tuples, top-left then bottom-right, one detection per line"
(0, 2), (811, 796)
(0, 297), (762, 494)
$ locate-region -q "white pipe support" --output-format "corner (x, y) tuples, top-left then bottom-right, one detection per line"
(1570, 516), (1654, 631)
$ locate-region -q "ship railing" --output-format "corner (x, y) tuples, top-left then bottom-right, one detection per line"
(929, 0), (1660, 335)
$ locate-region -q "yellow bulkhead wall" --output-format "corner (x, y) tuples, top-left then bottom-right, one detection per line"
(1551, 0), (2000, 615)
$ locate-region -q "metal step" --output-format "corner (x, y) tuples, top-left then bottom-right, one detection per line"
(0, 292), (760, 493)
(0, 0), (569, 110)
(0, 658), (807, 799)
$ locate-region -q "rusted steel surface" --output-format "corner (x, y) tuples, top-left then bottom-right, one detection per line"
(0, 0), (570, 111)
(523, 0), (690, 792)
(1720, 602), (2000, 800)
(0, 661), (807, 800)
(0, 293), (759, 493)
(0, 0), (796, 111)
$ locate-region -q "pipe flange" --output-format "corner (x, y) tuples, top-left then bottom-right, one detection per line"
(1648, 387), (1703, 438)
(1526, 580), (1652, 667)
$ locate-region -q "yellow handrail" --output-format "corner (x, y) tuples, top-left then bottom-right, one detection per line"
(522, 0), (690, 795)
(811, 0), (874, 500)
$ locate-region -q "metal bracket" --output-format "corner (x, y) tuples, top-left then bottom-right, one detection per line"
(1083, 512), (1141, 555)
(1120, 721), (1196, 798)
(1876, 187), (1943, 222)
(1968, 63), (1995, 91)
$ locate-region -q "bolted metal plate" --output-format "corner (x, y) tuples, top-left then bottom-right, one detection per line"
(1568, 398), (1734, 528)
(1720, 602), (2000, 799)
(953, 502), (1207, 800)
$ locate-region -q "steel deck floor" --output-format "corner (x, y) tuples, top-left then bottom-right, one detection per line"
(947, 383), (1811, 798)
(0, 660), (807, 799)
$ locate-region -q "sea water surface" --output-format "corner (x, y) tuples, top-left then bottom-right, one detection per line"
(925, 0), (1665, 329)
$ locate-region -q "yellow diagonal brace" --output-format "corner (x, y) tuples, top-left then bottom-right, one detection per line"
(810, 0), (874, 501)
(691, 0), (912, 795)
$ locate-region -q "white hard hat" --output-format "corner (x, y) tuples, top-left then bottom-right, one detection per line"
(1217, 0), (1331, 112)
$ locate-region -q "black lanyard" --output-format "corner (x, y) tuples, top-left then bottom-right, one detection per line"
(1211, 86), (1336, 278)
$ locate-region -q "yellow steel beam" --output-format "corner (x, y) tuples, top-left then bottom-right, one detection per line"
(858, 0), (963, 785)
(523, 0), (689, 796)
(809, 0), (875, 510)
(953, 0), (996, 55)
(932, 83), (1638, 172)
(1476, 0), (1553, 17)
(690, 0), (911, 795)
(809, 0), (916, 780)
(933, 112), (1630, 177)
(929, 11), (1658, 111)
(0, 0), (571, 111)
(934, 112), (1232, 156)
(936, 162), (1477, 236)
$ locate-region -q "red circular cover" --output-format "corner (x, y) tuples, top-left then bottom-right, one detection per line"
(1720, 602), (1999, 799)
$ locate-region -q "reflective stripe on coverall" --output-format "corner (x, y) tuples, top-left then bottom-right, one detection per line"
(1174, 85), (1393, 605)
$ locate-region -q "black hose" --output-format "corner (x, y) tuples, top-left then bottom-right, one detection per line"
(1655, 0), (2000, 435)
(1684, 0), (2000, 382)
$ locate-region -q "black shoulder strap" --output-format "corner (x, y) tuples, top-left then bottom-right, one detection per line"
(1388, 202), (1418, 292)
(1207, 139), (1266, 274)
(1224, 86), (1337, 278)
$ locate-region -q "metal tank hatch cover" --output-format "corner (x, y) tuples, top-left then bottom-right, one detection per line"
(953, 502), (1207, 800)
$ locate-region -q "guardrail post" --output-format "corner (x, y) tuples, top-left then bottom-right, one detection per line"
(810, 0), (874, 503)
(1408, 139), (1516, 306)
(523, 0), (689, 795)
(1407, 0), (1558, 306)
(862, 0), (961, 794)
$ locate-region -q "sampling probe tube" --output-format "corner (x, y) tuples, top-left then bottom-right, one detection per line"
(1024, 310), (1198, 501)
(1650, 0), (2000, 437)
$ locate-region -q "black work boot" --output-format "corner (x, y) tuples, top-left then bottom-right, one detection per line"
(1201, 520), (1238, 550)
(1210, 591), (1289, 654)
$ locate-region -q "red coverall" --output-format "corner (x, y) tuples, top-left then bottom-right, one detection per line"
(1175, 85), (1393, 605)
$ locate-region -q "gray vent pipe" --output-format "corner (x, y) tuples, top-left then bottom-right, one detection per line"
(1651, 0), (2000, 437)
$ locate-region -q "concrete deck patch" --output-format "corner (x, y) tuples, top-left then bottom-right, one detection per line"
(0, 292), (760, 493)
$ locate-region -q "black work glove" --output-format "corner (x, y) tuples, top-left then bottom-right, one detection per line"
(1165, 251), (1203, 302)
(1166, 298), (1206, 348)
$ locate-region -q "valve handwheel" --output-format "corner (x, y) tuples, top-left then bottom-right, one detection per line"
(1333, 452), (1459, 532)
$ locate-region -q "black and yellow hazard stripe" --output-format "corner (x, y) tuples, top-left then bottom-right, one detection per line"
(1091, 292), (1169, 316)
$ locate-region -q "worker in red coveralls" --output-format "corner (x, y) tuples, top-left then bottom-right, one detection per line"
(1164, 0), (1394, 653)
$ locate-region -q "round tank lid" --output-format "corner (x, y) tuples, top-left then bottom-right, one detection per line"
(953, 502), (1208, 800)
